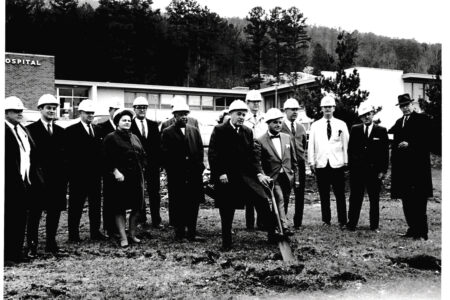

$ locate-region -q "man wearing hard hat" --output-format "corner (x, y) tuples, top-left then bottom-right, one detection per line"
(160, 95), (199, 132)
(130, 96), (162, 230)
(97, 100), (122, 238)
(25, 94), (68, 256)
(347, 102), (389, 232)
(4, 96), (44, 264)
(308, 95), (349, 227)
(281, 98), (308, 229)
(208, 100), (278, 251)
(65, 99), (106, 242)
(243, 89), (267, 230)
(256, 108), (298, 236)
(161, 102), (205, 242)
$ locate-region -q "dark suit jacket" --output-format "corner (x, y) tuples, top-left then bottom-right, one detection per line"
(160, 116), (199, 132)
(281, 121), (307, 162)
(5, 122), (45, 208)
(130, 118), (161, 170)
(208, 121), (267, 209)
(161, 124), (205, 204)
(348, 123), (389, 174)
(256, 132), (298, 183)
(64, 121), (103, 182)
(26, 120), (67, 210)
(96, 119), (116, 141)
(388, 111), (432, 198)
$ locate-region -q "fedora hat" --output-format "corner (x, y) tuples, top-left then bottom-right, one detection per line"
(396, 93), (413, 106)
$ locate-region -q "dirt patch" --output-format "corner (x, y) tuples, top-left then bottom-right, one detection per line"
(388, 254), (441, 271)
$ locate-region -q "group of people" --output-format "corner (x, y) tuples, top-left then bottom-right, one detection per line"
(4, 89), (432, 264)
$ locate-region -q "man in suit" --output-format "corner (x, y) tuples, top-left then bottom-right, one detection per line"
(243, 90), (267, 230)
(97, 101), (121, 238)
(161, 102), (205, 242)
(4, 96), (44, 264)
(160, 95), (199, 132)
(389, 94), (433, 240)
(130, 96), (162, 229)
(25, 94), (68, 256)
(280, 98), (308, 229)
(208, 100), (279, 251)
(256, 108), (298, 236)
(346, 102), (389, 232)
(65, 99), (106, 242)
(308, 95), (349, 227)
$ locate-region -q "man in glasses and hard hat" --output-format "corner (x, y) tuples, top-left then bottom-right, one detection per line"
(4, 96), (44, 265)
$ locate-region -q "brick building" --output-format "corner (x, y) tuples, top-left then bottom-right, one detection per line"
(5, 52), (55, 109)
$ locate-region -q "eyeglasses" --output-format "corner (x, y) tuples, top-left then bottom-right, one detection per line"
(135, 106), (148, 110)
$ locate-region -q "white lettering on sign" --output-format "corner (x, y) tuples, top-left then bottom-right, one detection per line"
(5, 58), (42, 66)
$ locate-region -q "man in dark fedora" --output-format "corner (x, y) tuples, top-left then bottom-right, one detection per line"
(389, 93), (432, 240)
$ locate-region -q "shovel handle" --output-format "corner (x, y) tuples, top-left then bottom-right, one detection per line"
(266, 182), (284, 234)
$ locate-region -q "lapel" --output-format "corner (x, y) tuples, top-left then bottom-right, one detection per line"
(265, 133), (282, 161)
(280, 134), (290, 158)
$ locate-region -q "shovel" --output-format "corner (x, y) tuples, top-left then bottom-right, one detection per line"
(266, 182), (296, 262)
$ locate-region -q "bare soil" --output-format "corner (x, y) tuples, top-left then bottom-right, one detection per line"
(3, 160), (441, 299)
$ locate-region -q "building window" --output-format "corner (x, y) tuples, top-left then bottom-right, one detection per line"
(214, 96), (234, 111)
(57, 86), (89, 119)
(202, 96), (214, 110)
(161, 94), (174, 109)
(189, 95), (201, 109)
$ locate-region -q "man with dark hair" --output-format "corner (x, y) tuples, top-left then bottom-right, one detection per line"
(389, 94), (433, 240)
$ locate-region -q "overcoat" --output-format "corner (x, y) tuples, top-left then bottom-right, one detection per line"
(160, 116), (199, 132)
(388, 111), (433, 198)
(161, 124), (205, 207)
(103, 130), (147, 212)
(26, 120), (67, 211)
(208, 121), (267, 209)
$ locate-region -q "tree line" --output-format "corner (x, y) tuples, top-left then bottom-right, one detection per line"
(6, 0), (441, 89)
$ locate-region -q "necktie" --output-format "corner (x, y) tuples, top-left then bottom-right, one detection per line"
(141, 120), (146, 138)
(291, 122), (296, 135)
(88, 124), (94, 137)
(402, 116), (409, 128)
(14, 125), (26, 151)
(364, 124), (369, 139)
(327, 120), (331, 140)
(270, 134), (280, 139)
(47, 123), (53, 136)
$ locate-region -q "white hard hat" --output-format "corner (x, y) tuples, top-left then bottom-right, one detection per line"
(5, 96), (26, 110)
(172, 102), (190, 113)
(132, 96), (149, 107)
(245, 90), (263, 102)
(109, 100), (122, 109)
(358, 102), (374, 117)
(283, 98), (300, 109)
(320, 95), (336, 107)
(78, 99), (96, 112)
(37, 94), (59, 108)
(171, 95), (187, 107)
(228, 100), (248, 112)
(265, 108), (284, 123)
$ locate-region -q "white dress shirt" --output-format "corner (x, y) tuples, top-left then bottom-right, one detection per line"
(364, 122), (374, 137)
(6, 121), (31, 182)
(308, 117), (349, 168)
(81, 120), (95, 137)
(135, 118), (148, 138)
(40, 118), (53, 134)
(268, 131), (282, 158)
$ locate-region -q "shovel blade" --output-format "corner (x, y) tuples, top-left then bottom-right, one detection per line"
(279, 240), (296, 262)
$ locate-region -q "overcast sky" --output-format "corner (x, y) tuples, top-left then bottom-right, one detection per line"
(151, 0), (445, 44)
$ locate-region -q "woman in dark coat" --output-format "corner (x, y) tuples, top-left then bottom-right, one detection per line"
(103, 109), (147, 247)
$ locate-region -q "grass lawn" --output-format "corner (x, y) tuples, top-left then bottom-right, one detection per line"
(3, 165), (441, 299)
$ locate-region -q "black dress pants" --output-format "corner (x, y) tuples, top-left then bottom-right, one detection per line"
(293, 159), (306, 227)
(142, 168), (162, 226)
(315, 164), (347, 225)
(348, 168), (381, 230)
(26, 208), (61, 250)
(68, 176), (102, 239)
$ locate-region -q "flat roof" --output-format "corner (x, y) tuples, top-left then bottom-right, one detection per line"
(402, 73), (438, 80)
(55, 79), (249, 96)
(6, 52), (55, 58)
(259, 78), (317, 93)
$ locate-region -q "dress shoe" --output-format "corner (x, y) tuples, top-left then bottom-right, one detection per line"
(322, 222), (331, 227)
(398, 232), (414, 238)
(345, 225), (356, 231)
(282, 228), (294, 237)
(152, 223), (164, 229)
(120, 240), (129, 248)
(91, 232), (108, 241)
(187, 236), (206, 242)
(26, 246), (38, 259)
(219, 245), (232, 252)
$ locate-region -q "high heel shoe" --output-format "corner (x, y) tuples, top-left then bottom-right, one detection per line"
(130, 237), (141, 244)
